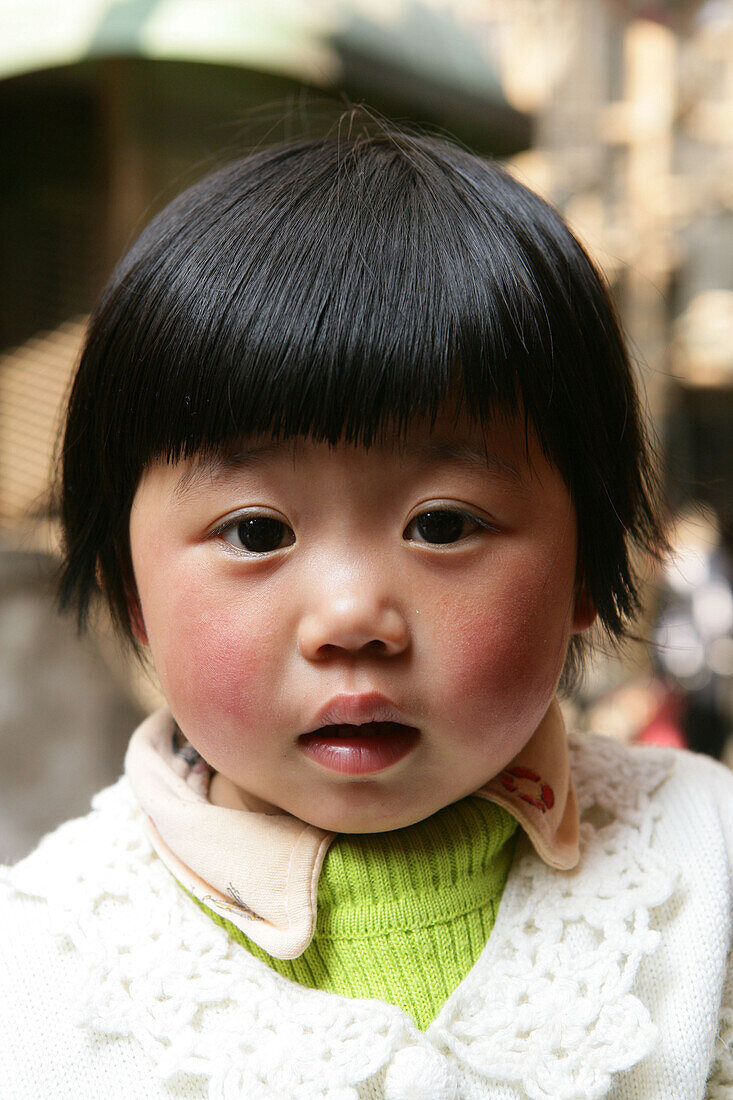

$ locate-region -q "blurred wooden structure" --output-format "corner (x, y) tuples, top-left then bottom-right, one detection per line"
(0, 319), (85, 523)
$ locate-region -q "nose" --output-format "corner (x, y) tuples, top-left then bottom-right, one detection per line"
(298, 590), (409, 660)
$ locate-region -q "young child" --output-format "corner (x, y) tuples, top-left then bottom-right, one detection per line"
(2, 125), (732, 1100)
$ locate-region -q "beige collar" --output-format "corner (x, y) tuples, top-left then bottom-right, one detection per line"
(125, 701), (578, 960)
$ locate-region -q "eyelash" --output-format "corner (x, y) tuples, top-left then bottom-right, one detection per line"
(213, 512), (294, 555)
(213, 507), (494, 555)
(402, 509), (494, 545)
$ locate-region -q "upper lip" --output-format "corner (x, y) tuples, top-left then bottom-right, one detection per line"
(306, 693), (407, 733)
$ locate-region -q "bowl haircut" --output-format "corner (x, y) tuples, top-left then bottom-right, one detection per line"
(59, 126), (666, 686)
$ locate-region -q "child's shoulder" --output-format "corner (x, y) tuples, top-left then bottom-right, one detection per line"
(568, 728), (733, 855)
(568, 725), (733, 793)
(0, 777), (154, 952)
(0, 775), (212, 1098)
(1, 776), (150, 909)
(0, 778), (195, 1096)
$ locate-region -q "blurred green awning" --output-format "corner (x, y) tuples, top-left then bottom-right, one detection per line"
(0, 0), (340, 84)
(0, 0), (529, 154)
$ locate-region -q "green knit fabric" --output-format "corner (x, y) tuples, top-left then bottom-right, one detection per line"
(193, 797), (518, 1030)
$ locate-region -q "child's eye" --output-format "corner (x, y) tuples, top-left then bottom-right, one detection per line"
(217, 514), (295, 554)
(403, 509), (489, 545)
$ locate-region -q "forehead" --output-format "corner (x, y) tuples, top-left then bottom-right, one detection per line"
(169, 411), (542, 501)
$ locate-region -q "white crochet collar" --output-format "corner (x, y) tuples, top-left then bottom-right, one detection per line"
(9, 733), (675, 1100)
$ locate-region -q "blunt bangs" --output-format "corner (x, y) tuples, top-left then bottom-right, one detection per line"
(60, 128), (665, 668)
(78, 138), (567, 458)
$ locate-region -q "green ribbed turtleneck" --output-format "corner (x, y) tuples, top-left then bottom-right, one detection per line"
(197, 797), (517, 1030)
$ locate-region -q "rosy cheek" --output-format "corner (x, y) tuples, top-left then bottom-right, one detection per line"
(150, 591), (269, 724)
(437, 565), (572, 721)
(442, 608), (524, 697)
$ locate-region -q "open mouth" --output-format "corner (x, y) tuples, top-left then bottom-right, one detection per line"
(302, 721), (413, 739)
(297, 722), (420, 775)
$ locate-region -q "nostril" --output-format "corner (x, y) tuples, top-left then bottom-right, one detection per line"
(316, 639), (387, 657)
(298, 607), (409, 659)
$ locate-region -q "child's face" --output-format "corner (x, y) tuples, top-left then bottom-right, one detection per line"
(129, 410), (592, 833)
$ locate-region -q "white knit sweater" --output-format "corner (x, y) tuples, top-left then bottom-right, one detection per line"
(1, 732), (732, 1100)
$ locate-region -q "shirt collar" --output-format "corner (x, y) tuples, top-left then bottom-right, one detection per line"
(125, 700), (579, 960)
(475, 698), (579, 871)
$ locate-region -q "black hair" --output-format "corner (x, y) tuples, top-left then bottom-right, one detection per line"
(59, 122), (666, 685)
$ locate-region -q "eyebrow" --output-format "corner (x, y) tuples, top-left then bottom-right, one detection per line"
(173, 442), (289, 500)
(173, 437), (524, 501)
(399, 441), (523, 482)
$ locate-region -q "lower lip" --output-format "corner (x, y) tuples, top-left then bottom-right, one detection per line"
(298, 723), (420, 776)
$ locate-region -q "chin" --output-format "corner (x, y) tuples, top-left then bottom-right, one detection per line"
(305, 801), (437, 835)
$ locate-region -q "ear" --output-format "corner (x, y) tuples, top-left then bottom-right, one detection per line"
(98, 554), (150, 646)
(128, 592), (149, 646)
(571, 584), (596, 634)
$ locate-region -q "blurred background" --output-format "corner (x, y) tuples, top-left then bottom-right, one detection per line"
(1, 0), (732, 862)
